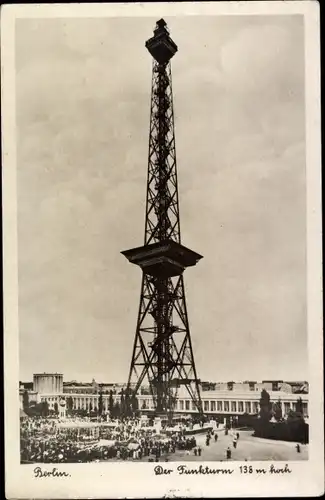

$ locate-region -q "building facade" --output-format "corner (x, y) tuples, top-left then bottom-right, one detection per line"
(19, 374), (309, 419)
(138, 390), (308, 418)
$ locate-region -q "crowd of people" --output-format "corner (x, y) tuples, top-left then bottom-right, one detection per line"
(20, 416), (57, 438)
(21, 409), (306, 464)
(25, 415), (292, 463)
(20, 415), (199, 463)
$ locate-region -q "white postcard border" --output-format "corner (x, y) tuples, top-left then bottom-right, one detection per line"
(2, 2), (323, 498)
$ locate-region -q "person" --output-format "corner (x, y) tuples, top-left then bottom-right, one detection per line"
(296, 443), (301, 453)
(236, 432), (240, 440)
(194, 447), (197, 456)
(226, 447), (231, 459)
(198, 446), (202, 457)
(225, 428), (228, 436)
(233, 437), (237, 449)
(214, 434), (218, 442)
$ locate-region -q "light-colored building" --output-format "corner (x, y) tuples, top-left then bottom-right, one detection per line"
(33, 373), (63, 395)
(174, 389), (308, 418)
(21, 373), (309, 418)
(33, 390), (307, 418)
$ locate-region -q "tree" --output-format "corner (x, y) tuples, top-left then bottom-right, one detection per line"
(259, 389), (272, 422)
(41, 400), (49, 417)
(239, 412), (251, 428)
(124, 389), (133, 417)
(131, 393), (139, 415)
(98, 391), (103, 417)
(120, 389), (126, 418)
(109, 390), (114, 416)
(287, 399), (305, 424)
(22, 390), (29, 413)
(287, 403), (307, 443)
(66, 396), (73, 414)
(114, 401), (121, 418)
(273, 399), (283, 422)
(296, 397), (304, 418)
(54, 402), (59, 415)
(25, 402), (40, 417)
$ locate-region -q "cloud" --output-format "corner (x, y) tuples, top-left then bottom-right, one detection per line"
(16, 16), (307, 382)
(220, 21), (303, 95)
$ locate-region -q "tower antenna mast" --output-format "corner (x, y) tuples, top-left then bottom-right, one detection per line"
(122, 19), (204, 423)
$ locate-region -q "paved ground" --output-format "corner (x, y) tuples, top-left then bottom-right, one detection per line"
(144, 430), (308, 462)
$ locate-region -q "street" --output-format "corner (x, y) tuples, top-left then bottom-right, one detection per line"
(143, 430), (308, 462)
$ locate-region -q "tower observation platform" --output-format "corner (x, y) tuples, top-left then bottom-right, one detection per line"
(145, 18), (178, 64)
(122, 240), (202, 279)
(122, 19), (204, 422)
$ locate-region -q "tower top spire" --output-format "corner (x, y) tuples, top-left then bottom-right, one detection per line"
(145, 19), (178, 64)
(155, 19), (168, 31)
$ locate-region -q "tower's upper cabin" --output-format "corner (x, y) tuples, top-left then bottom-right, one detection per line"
(145, 19), (178, 64)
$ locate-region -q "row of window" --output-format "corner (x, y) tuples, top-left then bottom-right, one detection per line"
(177, 400), (258, 413)
(140, 399), (308, 415)
(41, 396), (308, 416)
(73, 398), (100, 410)
(64, 389), (96, 394)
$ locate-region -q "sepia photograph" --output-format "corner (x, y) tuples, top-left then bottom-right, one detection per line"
(2, 1), (323, 498)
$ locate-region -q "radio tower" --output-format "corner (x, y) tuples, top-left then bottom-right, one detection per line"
(122, 19), (203, 422)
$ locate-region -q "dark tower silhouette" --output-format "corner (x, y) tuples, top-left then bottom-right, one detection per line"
(122, 19), (203, 422)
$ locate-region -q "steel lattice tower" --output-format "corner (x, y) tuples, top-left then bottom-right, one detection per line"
(122, 19), (203, 422)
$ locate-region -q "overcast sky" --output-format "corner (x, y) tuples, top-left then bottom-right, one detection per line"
(16, 14), (307, 384)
